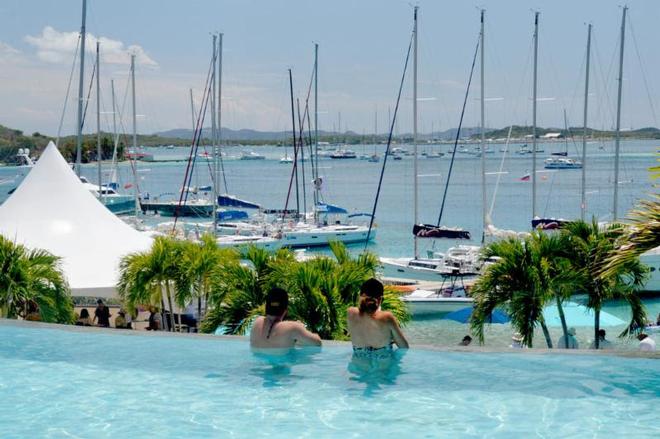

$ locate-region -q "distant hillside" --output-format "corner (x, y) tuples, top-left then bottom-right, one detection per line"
(155, 126), (488, 143)
(0, 124), (195, 164)
(474, 125), (660, 140)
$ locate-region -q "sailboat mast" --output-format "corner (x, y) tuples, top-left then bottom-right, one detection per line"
(374, 108), (378, 154)
(75, 0), (87, 177)
(563, 108), (569, 153)
(218, 33), (224, 194)
(314, 43), (319, 213)
(189, 89), (196, 129)
(480, 9), (486, 242)
(532, 12), (539, 220)
(613, 6), (627, 222)
(581, 23), (591, 221)
(111, 79), (118, 182)
(130, 54), (139, 217)
(96, 42), (102, 202)
(413, 5), (419, 260)
(211, 34), (218, 231)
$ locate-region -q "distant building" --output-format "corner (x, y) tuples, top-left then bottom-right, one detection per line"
(542, 132), (562, 139)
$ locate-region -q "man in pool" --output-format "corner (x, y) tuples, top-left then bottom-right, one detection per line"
(347, 278), (409, 355)
(250, 287), (322, 350)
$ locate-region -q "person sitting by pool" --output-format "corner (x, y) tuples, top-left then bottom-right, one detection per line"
(93, 299), (111, 328)
(638, 333), (656, 352)
(115, 310), (128, 329)
(146, 306), (162, 331)
(557, 327), (579, 349)
(510, 332), (525, 349)
(75, 309), (92, 326)
(459, 335), (472, 346)
(347, 278), (409, 356)
(589, 329), (612, 350)
(250, 287), (322, 350)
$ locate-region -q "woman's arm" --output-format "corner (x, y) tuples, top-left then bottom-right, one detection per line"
(294, 322), (322, 346)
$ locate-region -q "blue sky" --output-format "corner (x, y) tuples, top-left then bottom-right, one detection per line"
(0, 0), (658, 136)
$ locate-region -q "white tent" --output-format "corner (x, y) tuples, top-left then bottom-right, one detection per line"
(0, 142), (152, 297)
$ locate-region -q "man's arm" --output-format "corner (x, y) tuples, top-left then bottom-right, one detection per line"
(386, 313), (409, 349)
(293, 322), (322, 346)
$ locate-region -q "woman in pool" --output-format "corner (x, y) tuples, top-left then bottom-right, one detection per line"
(347, 278), (409, 355)
(250, 287), (322, 350)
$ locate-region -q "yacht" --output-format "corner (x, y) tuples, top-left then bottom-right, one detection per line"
(380, 245), (484, 281)
(544, 157), (582, 169)
(80, 177), (135, 215)
(401, 288), (473, 316)
(329, 149), (357, 159)
(239, 151), (266, 160)
(15, 148), (36, 167)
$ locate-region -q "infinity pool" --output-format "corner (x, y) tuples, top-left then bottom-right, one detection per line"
(0, 322), (658, 438)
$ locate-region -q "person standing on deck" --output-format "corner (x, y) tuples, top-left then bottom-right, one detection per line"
(93, 299), (111, 328)
(557, 327), (579, 349)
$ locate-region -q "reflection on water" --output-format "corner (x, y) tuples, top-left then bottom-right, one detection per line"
(249, 347), (322, 388)
(347, 349), (407, 397)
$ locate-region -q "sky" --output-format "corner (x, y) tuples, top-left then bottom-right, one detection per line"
(0, 0), (659, 136)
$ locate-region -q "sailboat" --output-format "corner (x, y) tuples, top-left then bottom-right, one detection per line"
(544, 110), (582, 169)
(381, 8), (483, 284)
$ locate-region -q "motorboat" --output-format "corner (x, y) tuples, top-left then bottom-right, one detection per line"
(544, 157), (582, 169)
(239, 151), (266, 160)
(15, 148), (36, 167)
(401, 288), (473, 316)
(380, 245), (484, 282)
(329, 149), (357, 159)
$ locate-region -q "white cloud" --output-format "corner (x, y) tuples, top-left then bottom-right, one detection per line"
(0, 42), (22, 63)
(24, 26), (157, 66)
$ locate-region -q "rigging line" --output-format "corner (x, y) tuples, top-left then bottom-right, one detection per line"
(183, 67), (214, 210)
(628, 16), (658, 126)
(297, 99), (307, 216)
(282, 69), (299, 223)
(56, 34), (81, 146)
(487, 125), (513, 222)
(172, 54), (215, 229)
(436, 35), (481, 227)
(592, 34), (617, 129)
(80, 56), (97, 133)
(363, 30), (414, 251)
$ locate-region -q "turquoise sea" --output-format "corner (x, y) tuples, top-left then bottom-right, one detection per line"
(0, 139), (655, 258)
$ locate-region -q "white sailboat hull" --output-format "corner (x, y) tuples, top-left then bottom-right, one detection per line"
(640, 248), (660, 292)
(282, 225), (375, 248)
(380, 257), (451, 282)
(403, 296), (474, 316)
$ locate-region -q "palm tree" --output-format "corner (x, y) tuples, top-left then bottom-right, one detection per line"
(0, 235), (74, 323)
(118, 236), (184, 331)
(561, 220), (648, 347)
(174, 234), (238, 324)
(200, 242), (409, 340)
(470, 232), (579, 348)
(604, 195), (660, 277)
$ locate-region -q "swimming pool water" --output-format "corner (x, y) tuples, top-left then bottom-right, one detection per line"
(0, 322), (658, 438)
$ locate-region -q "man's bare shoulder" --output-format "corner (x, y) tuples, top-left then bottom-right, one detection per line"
(347, 307), (360, 318)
